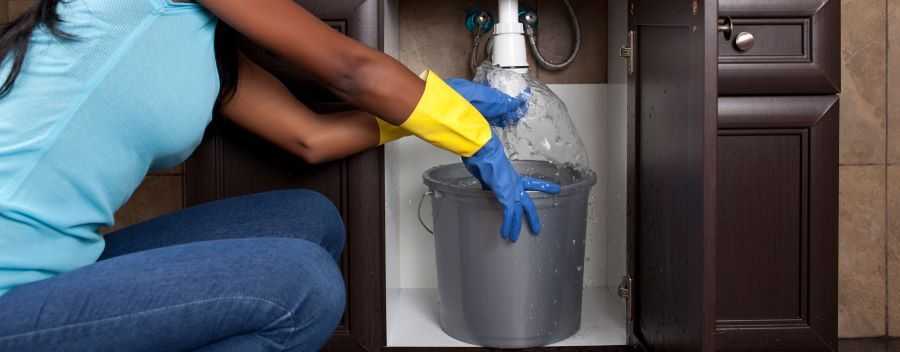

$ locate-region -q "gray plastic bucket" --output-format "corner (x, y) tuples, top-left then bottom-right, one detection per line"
(421, 160), (596, 348)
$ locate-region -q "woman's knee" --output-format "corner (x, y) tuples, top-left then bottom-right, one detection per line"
(226, 239), (346, 350)
(259, 189), (346, 260)
(264, 240), (346, 349)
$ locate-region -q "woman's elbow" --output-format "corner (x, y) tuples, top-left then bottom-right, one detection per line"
(328, 52), (383, 99)
(297, 145), (329, 165)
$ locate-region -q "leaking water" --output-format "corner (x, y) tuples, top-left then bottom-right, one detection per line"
(473, 62), (591, 173)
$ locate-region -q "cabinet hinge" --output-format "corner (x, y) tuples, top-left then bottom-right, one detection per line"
(617, 275), (634, 322)
(620, 30), (635, 75)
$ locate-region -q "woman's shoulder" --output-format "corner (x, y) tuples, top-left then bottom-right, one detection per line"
(73, 0), (205, 23)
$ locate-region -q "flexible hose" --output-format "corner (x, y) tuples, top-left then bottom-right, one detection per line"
(469, 26), (488, 75)
(469, 0), (582, 75)
(524, 0), (581, 71)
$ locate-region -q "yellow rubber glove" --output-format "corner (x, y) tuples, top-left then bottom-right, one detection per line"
(375, 118), (412, 145)
(397, 71), (492, 157)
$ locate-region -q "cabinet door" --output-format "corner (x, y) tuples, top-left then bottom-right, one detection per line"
(627, 1), (719, 351)
(183, 1), (384, 351)
(715, 96), (838, 351)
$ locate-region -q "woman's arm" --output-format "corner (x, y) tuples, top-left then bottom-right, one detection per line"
(198, 0), (424, 125)
(221, 53), (381, 164)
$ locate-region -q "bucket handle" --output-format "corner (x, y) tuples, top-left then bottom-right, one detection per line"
(417, 191), (434, 235)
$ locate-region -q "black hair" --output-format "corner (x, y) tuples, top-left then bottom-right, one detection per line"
(0, 0), (239, 106)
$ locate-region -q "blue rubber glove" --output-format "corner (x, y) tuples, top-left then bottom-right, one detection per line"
(463, 135), (562, 242)
(447, 78), (530, 127)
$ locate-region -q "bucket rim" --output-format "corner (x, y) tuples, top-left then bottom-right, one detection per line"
(422, 160), (596, 198)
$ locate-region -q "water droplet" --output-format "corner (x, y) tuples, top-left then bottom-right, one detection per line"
(576, 266), (583, 272)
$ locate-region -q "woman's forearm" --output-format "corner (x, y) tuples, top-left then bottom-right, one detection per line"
(329, 52), (425, 126)
(220, 52), (381, 164)
(199, 0), (425, 125)
(298, 111), (382, 164)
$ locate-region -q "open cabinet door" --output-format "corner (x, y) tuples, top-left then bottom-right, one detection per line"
(184, 1), (384, 351)
(626, 0), (718, 351)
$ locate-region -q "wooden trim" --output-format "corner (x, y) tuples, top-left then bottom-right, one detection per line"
(806, 99), (839, 350)
(719, 0), (831, 17)
(718, 95), (838, 129)
(718, 0), (840, 95)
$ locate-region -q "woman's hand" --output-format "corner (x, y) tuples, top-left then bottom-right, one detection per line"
(463, 135), (561, 242)
(374, 79), (531, 145)
(446, 79), (530, 128)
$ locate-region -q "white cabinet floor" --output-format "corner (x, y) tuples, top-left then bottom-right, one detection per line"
(387, 287), (627, 347)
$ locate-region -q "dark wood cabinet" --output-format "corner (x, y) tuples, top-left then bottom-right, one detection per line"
(627, 1), (719, 351)
(714, 0), (840, 349)
(718, 0), (840, 96)
(185, 1), (384, 351)
(716, 97), (838, 351)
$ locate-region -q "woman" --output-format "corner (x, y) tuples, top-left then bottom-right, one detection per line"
(0, 0), (560, 351)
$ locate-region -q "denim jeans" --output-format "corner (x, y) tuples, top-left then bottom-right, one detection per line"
(0, 189), (347, 352)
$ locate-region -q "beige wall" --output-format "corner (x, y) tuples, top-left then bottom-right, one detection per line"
(840, 0), (900, 338)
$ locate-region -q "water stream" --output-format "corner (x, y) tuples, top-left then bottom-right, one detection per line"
(473, 62), (591, 173)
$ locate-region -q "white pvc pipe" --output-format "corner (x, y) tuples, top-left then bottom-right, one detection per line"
(498, 0), (518, 23)
(492, 0), (529, 72)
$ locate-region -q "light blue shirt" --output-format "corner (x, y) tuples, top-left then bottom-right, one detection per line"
(0, 0), (220, 295)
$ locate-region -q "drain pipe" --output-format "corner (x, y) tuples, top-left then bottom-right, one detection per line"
(492, 0), (529, 73)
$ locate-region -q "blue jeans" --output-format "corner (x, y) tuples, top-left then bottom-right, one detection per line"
(0, 190), (347, 352)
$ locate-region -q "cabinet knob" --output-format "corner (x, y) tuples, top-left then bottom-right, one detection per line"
(734, 32), (755, 52)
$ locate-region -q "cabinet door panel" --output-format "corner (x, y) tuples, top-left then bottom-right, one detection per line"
(717, 132), (805, 322)
(185, 2), (383, 351)
(628, 1), (718, 350)
(715, 96), (838, 351)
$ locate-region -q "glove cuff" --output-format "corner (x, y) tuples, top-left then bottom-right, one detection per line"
(375, 118), (412, 145)
(400, 71), (492, 157)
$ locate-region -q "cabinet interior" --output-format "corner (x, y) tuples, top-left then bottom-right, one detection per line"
(381, 0), (630, 347)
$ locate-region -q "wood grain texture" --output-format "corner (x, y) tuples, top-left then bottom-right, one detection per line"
(0, 0), (8, 23)
(717, 132), (805, 322)
(718, 0), (840, 95)
(629, 1), (718, 350)
(101, 176), (184, 234)
(185, 2), (383, 350)
(7, 0), (34, 19)
(715, 97), (839, 351)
